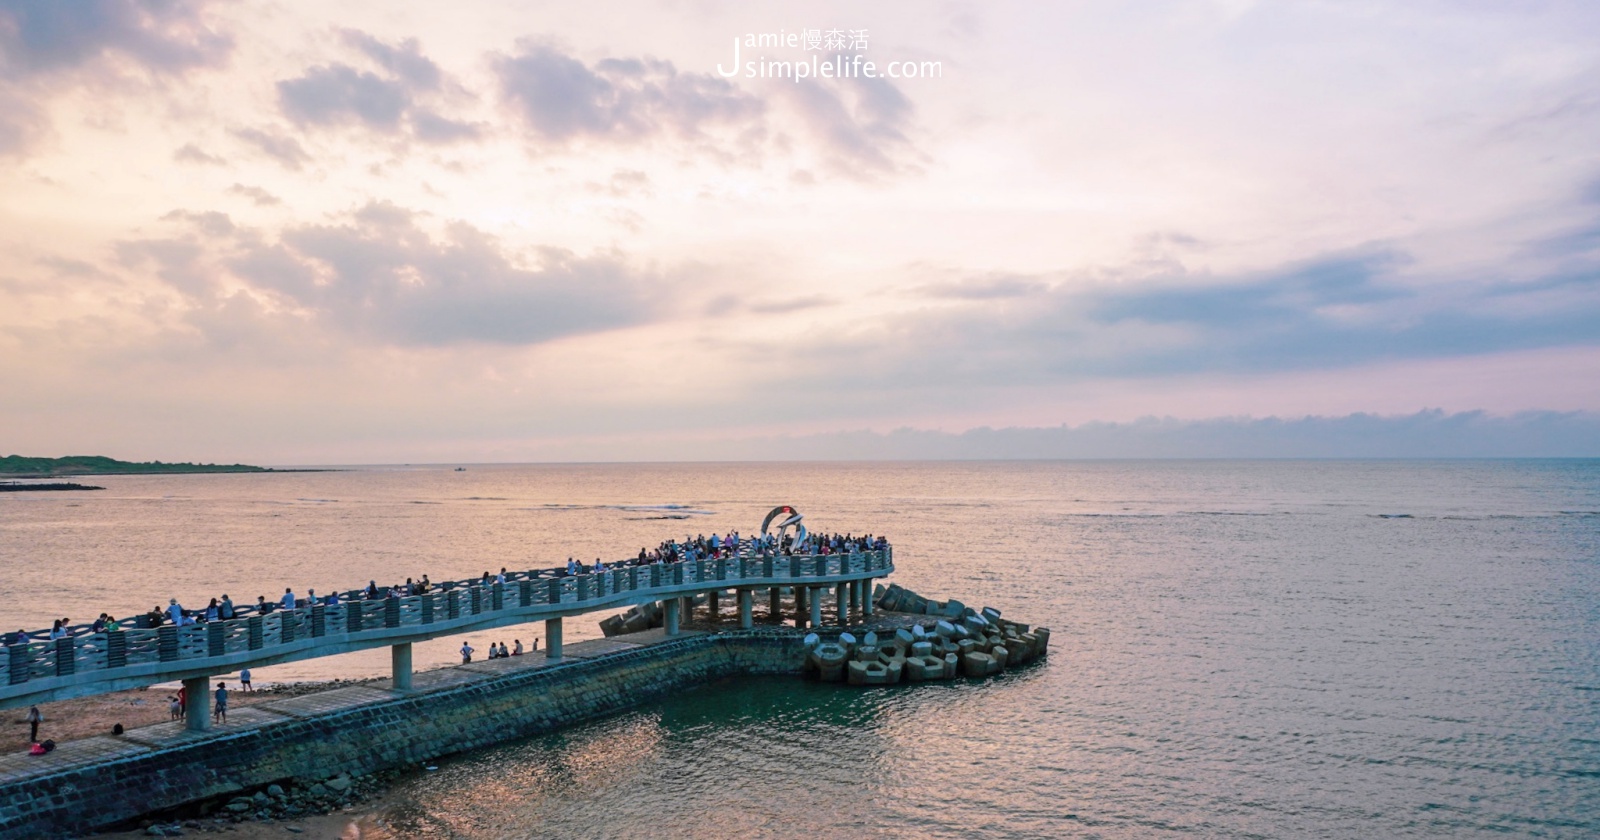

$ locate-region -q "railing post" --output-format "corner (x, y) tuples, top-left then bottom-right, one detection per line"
(107, 630), (127, 668)
(449, 590), (462, 619)
(248, 616), (264, 649)
(422, 594), (434, 625)
(8, 641), (29, 684)
(519, 579), (532, 607)
(492, 582), (504, 610)
(208, 621), (226, 655)
(310, 605), (326, 638)
(384, 595), (400, 628)
(158, 626), (178, 662)
(54, 638), (75, 677)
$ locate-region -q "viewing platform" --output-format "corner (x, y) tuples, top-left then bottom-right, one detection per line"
(1, 549), (893, 720)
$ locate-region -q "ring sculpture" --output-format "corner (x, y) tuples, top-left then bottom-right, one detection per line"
(760, 504), (808, 547)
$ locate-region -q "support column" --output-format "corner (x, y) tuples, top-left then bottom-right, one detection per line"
(768, 586), (781, 622)
(391, 642), (413, 692)
(836, 582), (849, 624)
(708, 590), (720, 623)
(863, 578), (875, 616)
(738, 589), (753, 629)
(850, 580), (861, 615)
(809, 586), (823, 628)
(183, 676), (210, 732)
(546, 617), (564, 661)
(664, 598), (681, 636)
(681, 595), (694, 623)
(796, 586), (809, 628)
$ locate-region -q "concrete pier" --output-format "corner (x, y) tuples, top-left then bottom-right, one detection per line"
(738, 589), (753, 629)
(182, 676), (209, 732)
(545, 617), (563, 661)
(391, 643), (413, 692)
(664, 598), (681, 636)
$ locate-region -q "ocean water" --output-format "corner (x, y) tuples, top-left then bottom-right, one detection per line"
(2, 460), (1597, 838)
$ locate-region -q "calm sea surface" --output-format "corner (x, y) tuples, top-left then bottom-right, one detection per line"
(2, 460), (1597, 838)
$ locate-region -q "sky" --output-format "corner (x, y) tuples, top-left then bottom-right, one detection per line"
(1, 0), (1598, 463)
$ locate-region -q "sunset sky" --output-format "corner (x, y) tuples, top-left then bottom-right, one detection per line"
(2, 1), (1598, 462)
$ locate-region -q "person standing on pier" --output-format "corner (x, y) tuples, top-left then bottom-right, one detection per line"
(167, 599), (184, 627)
(219, 594), (235, 620)
(213, 682), (228, 724)
(281, 588), (296, 611)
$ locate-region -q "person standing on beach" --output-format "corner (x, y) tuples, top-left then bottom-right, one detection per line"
(239, 668), (252, 691)
(176, 685), (187, 717)
(213, 682), (228, 724)
(460, 641), (475, 663)
(25, 706), (41, 742)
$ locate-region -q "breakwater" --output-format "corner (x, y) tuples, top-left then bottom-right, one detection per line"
(0, 630), (807, 839)
(0, 599), (1048, 839)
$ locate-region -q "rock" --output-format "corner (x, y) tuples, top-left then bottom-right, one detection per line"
(267, 785), (285, 798)
(286, 828), (304, 835)
(253, 792), (271, 807)
(226, 803), (250, 814)
(309, 784), (328, 798)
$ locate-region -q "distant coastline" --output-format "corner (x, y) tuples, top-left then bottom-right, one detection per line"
(0, 481), (105, 492)
(0, 454), (327, 479)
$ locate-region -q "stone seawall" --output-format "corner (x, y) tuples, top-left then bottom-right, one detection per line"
(0, 632), (810, 840)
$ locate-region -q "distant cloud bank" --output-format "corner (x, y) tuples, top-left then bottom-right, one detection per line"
(690, 411), (1600, 460)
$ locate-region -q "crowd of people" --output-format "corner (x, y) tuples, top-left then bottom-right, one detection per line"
(4, 532), (890, 646)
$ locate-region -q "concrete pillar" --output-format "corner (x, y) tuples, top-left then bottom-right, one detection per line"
(863, 578), (874, 616)
(546, 617), (564, 660)
(708, 590), (720, 622)
(836, 582), (849, 624)
(809, 587), (823, 628)
(769, 586), (782, 622)
(795, 586), (809, 628)
(664, 598), (681, 636)
(738, 589), (753, 629)
(392, 642), (413, 692)
(681, 595), (694, 622)
(183, 676), (210, 732)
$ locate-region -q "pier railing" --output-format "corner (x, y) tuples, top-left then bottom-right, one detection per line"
(0, 549), (891, 707)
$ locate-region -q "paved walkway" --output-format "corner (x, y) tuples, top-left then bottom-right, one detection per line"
(0, 631), (705, 789)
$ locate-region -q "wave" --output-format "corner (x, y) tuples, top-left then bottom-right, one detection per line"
(538, 503), (716, 516)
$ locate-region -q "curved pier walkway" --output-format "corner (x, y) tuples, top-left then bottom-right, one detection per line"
(1, 548), (893, 727)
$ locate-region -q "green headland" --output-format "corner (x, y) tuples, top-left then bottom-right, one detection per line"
(0, 454), (274, 478)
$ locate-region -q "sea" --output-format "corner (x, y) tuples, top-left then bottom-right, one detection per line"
(2, 460), (1597, 838)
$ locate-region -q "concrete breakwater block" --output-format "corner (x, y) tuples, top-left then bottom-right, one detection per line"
(599, 615), (625, 637)
(943, 652), (960, 678)
(961, 652), (996, 678)
(848, 659), (901, 685)
(934, 620), (957, 638)
(855, 644), (880, 662)
(895, 628), (916, 646)
(910, 641), (934, 657)
(981, 606), (1003, 622)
